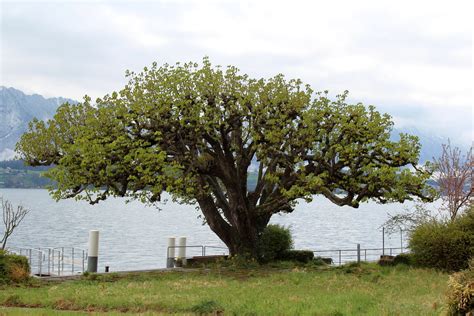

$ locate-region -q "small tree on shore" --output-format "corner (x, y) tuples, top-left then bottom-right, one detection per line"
(434, 141), (473, 221)
(383, 142), (473, 232)
(1, 197), (30, 249)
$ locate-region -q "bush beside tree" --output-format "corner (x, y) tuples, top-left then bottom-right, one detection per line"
(409, 207), (474, 271)
(0, 250), (30, 284)
(279, 250), (315, 263)
(256, 224), (293, 263)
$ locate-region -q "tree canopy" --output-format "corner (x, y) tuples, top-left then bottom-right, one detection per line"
(16, 58), (434, 255)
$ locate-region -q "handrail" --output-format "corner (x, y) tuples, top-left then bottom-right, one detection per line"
(166, 245), (230, 259)
(313, 246), (408, 265)
(7, 246), (88, 276)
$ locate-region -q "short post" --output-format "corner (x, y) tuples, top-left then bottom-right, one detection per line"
(357, 244), (361, 263)
(382, 227), (385, 256)
(38, 250), (42, 276)
(167, 237), (176, 268)
(87, 230), (100, 273)
(400, 227), (403, 253)
(61, 247), (64, 272)
(177, 236), (187, 266)
(48, 248), (52, 275)
(57, 251), (60, 276)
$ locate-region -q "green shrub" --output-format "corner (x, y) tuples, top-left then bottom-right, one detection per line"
(224, 255), (259, 270)
(314, 256), (333, 265)
(393, 253), (414, 266)
(190, 300), (223, 315)
(409, 209), (474, 271)
(279, 250), (314, 263)
(456, 207), (474, 232)
(0, 250), (30, 284)
(256, 224), (293, 263)
(446, 259), (474, 315)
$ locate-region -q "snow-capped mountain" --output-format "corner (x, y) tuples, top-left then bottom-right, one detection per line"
(0, 86), (76, 160)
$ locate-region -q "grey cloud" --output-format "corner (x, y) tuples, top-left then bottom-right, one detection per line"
(1, 0), (472, 145)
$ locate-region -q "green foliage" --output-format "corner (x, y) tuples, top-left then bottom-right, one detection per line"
(0, 159), (53, 188)
(219, 255), (260, 270)
(393, 253), (414, 266)
(190, 300), (223, 314)
(279, 250), (315, 263)
(256, 224), (293, 263)
(0, 250), (30, 284)
(314, 256), (333, 265)
(446, 259), (474, 315)
(455, 206), (474, 232)
(16, 58), (434, 255)
(409, 208), (474, 271)
(0, 159), (50, 171)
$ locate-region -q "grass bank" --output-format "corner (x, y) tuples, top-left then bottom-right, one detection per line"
(0, 263), (448, 315)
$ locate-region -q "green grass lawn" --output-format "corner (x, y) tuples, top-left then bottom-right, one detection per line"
(0, 263), (448, 315)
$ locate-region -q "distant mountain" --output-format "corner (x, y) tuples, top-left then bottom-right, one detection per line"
(391, 127), (447, 163)
(0, 87), (454, 163)
(0, 86), (76, 160)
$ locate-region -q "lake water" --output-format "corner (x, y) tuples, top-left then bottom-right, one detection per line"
(0, 189), (439, 271)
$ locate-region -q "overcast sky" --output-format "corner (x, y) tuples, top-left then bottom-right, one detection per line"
(1, 0), (472, 145)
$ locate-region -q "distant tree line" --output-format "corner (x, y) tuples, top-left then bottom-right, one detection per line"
(0, 160), (53, 188)
(0, 160), (51, 171)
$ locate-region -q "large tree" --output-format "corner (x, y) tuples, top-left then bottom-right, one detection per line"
(17, 59), (433, 256)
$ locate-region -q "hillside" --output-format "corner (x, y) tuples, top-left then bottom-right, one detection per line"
(0, 86), (76, 160)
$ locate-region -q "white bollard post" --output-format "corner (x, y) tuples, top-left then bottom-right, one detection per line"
(87, 230), (99, 273)
(177, 237), (187, 266)
(167, 237), (176, 268)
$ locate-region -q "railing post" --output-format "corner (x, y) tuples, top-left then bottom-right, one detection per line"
(357, 244), (361, 263)
(72, 247), (75, 274)
(48, 249), (51, 275)
(29, 249), (32, 272)
(364, 249), (367, 261)
(82, 250), (85, 273)
(382, 227), (385, 256)
(38, 250), (42, 276)
(61, 247), (64, 272)
(57, 250), (61, 276)
(400, 227), (403, 253)
(338, 250), (341, 266)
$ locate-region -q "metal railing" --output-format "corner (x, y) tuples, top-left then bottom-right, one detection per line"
(8, 247), (88, 276)
(165, 244), (407, 267)
(313, 246), (407, 266)
(166, 245), (229, 260)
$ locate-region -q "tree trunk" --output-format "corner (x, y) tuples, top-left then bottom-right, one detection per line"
(197, 195), (270, 258)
